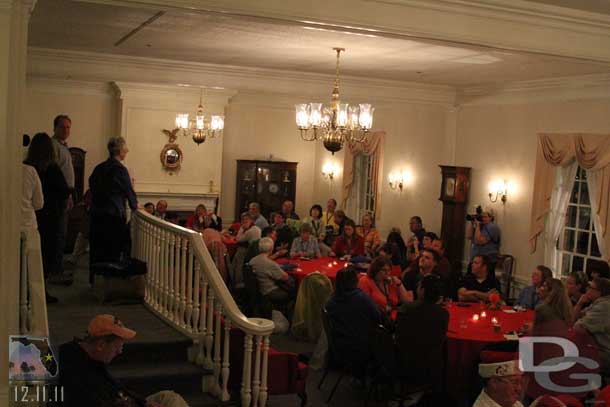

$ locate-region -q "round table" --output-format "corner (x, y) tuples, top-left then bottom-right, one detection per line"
(445, 303), (534, 403)
(276, 256), (401, 284)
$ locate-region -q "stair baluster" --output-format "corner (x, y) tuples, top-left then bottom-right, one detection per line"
(252, 335), (262, 407)
(185, 247), (194, 333)
(179, 236), (188, 328)
(241, 334), (253, 407)
(221, 318), (231, 401)
(259, 335), (270, 407)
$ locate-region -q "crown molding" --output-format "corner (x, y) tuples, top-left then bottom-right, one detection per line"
(26, 76), (113, 97)
(76, 0), (610, 62)
(28, 47), (457, 106)
(457, 72), (610, 105)
(112, 81), (237, 105)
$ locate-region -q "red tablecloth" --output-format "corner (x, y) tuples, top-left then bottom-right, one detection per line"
(445, 303), (534, 402)
(276, 256), (401, 284)
(223, 236), (238, 257)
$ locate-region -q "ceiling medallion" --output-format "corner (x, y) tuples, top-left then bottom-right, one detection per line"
(295, 48), (374, 154)
(175, 88), (224, 145)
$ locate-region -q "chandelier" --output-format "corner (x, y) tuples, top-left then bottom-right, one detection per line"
(295, 48), (374, 154)
(175, 89), (224, 145)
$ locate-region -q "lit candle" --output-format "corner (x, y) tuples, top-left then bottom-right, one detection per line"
(472, 314), (479, 322)
(344, 262), (348, 268)
(328, 263), (332, 268)
(481, 311), (487, 318)
(491, 317), (498, 324)
(333, 261), (338, 265)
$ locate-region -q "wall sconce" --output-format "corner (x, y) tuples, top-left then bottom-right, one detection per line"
(389, 171), (405, 192)
(488, 180), (508, 204)
(322, 162), (340, 181)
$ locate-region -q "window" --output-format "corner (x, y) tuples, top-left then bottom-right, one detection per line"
(348, 153), (375, 222)
(557, 167), (603, 276)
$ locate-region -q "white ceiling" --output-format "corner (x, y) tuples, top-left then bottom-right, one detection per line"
(28, 0), (610, 87)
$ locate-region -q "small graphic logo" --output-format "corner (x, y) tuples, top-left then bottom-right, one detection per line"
(9, 336), (58, 382)
(520, 336), (601, 393)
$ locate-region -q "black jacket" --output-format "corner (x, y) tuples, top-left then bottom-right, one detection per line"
(89, 158), (137, 218)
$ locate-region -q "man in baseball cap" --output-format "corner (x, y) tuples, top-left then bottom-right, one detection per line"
(473, 349), (524, 407)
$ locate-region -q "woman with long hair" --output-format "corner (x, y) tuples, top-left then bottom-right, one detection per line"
(386, 229), (408, 269)
(330, 219), (365, 258)
(566, 270), (588, 306)
(25, 133), (71, 303)
(534, 278), (573, 327)
(185, 204), (221, 232)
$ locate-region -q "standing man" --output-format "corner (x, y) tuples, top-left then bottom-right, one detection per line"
(50, 115), (75, 283)
(406, 216), (426, 261)
(89, 137), (138, 284)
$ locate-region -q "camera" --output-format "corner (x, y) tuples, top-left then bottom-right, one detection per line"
(465, 205), (483, 222)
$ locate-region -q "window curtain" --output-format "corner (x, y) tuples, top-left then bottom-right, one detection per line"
(341, 131), (384, 219)
(530, 133), (610, 262)
(543, 162), (578, 271)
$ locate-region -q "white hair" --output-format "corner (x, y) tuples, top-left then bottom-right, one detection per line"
(258, 237), (274, 254)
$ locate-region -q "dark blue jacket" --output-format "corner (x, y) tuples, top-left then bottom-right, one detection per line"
(89, 157), (137, 218)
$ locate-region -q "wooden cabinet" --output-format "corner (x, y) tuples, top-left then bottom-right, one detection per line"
(438, 165), (471, 271)
(235, 160), (298, 220)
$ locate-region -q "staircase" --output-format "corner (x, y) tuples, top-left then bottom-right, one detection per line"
(109, 337), (216, 406)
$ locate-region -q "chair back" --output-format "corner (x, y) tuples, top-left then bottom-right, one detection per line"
(242, 264), (271, 318)
(496, 254), (515, 299)
(369, 324), (397, 373)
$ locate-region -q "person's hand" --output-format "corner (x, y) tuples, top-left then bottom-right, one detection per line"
(66, 194), (74, 211)
(390, 276), (402, 286)
(473, 219), (480, 229)
(329, 251), (336, 257)
(577, 292), (592, 306)
(276, 248), (288, 257)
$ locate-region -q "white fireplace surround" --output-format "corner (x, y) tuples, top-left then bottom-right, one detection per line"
(137, 191), (220, 214)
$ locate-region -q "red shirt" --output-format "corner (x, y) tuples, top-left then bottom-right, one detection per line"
(358, 275), (399, 311)
(332, 235), (365, 257)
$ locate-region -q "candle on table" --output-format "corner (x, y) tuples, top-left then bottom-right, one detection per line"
(491, 317), (498, 324)
(333, 261), (338, 265)
(328, 262), (333, 268)
(472, 314), (479, 322)
(481, 311), (487, 318)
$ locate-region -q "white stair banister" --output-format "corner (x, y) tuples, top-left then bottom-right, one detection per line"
(131, 210), (274, 405)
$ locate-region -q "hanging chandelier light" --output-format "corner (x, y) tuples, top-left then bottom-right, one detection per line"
(295, 47), (374, 154)
(175, 89), (224, 145)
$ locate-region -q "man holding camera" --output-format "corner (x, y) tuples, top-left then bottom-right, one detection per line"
(466, 207), (501, 273)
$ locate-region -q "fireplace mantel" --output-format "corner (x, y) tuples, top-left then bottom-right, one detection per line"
(137, 191), (220, 214)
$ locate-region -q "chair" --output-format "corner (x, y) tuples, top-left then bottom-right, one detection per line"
(242, 264), (272, 319)
(366, 324), (432, 407)
(319, 307), (359, 403)
(495, 254), (515, 301)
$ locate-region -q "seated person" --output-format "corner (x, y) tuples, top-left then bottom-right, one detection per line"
(573, 277), (610, 374)
(155, 199), (168, 219)
(326, 266), (387, 379)
(59, 314), (186, 407)
(515, 265), (553, 310)
(333, 209), (350, 236)
(385, 230), (408, 269)
(185, 204), (221, 232)
(235, 212), (262, 245)
(271, 211), (295, 250)
(143, 202), (155, 215)
(245, 227), (288, 264)
(356, 212), (381, 257)
(534, 277), (573, 328)
(566, 270), (588, 306)
(458, 254), (501, 302)
(290, 223), (321, 258)
(473, 349), (524, 407)
(396, 274), (449, 389)
(248, 201), (269, 229)
(358, 256), (410, 313)
(249, 237), (294, 312)
(201, 228), (228, 281)
(402, 248), (442, 301)
(281, 199), (300, 220)
(304, 204), (331, 255)
(330, 219), (365, 258)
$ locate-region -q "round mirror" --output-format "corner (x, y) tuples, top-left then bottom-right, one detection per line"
(165, 149), (180, 164)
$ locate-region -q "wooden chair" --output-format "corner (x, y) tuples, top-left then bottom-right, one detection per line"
(242, 264), (272, 319)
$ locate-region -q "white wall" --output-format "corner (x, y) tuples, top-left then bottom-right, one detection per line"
(455, 97), (610, 282)
(23, 80), (117, 189)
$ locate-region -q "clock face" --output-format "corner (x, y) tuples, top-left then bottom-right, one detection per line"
(268, 183), (279, 194)
(445, 177), (456, 197)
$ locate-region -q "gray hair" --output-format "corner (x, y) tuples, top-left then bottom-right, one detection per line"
(107, 137), (126, 157)
(258, 237), (274, 253)
(241, 212), (254, 221)
(299, 223), (313, 234)
(249, 202), (260, 210)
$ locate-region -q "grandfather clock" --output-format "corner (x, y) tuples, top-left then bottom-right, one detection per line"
(438, 166), (471, 272)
